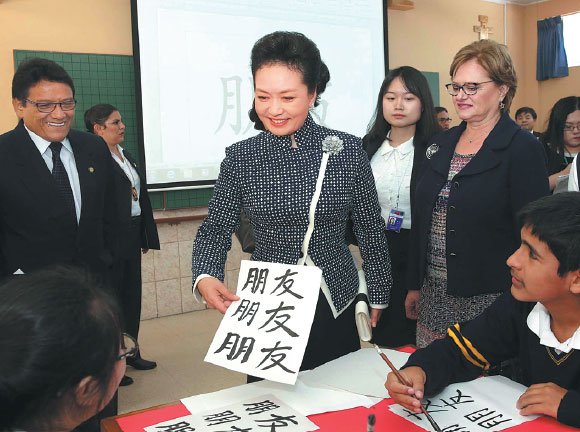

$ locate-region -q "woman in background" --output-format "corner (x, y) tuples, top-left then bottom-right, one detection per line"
(542, 96), (580, 191)
(363, 66), (440, 347)
(85, 104), (160, 386)
(405, 40), (549, 347)
(0, 267), (130, 432)
(193, 31), (392, 375)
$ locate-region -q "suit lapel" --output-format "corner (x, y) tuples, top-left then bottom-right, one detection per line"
(12, 123), (63, 210)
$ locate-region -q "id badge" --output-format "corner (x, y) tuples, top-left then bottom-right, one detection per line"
(386, 209), (405, 233)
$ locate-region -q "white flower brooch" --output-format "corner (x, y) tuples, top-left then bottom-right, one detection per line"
(322, 135), (344, 155)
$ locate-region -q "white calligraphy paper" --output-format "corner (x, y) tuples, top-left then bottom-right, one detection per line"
(181, 370), (378, 417)
(205, 260), (322, 384)
(146, 394), (318, 432)
(300, 347), (410, 398)
(389, 375), (538, 432)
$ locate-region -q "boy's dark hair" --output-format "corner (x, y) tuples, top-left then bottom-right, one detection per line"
(85, 103), (118, 133)
(0, 267), (121, 431)
(248, 31), (330, 131)
(435, 106), (448, 114)
(515, 106), (537, 120)
(366, 66), (441, 151)
(12, 57), (75, 102)
(518, 192), (580, 276)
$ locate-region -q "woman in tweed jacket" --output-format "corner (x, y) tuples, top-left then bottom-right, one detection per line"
(192, 31), (392, 371)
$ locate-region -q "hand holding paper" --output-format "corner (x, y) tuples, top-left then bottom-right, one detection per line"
(198, 277), (239, 313)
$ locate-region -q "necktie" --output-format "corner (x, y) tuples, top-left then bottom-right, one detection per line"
(49, 142), (77, 225)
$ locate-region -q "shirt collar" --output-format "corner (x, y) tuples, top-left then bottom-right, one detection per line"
(379, 132), (414, 157)
(25, 124), (73, 155)
(527, 302), (580, 354)
(264, 114), (319, 151)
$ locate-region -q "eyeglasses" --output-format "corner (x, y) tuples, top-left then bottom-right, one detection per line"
(118, 333), (139, 361)
(24, 98), (76, 113)
(439, 117), (452, 123)
(563, 124), (580, 132)
(445, 81), (494, 96)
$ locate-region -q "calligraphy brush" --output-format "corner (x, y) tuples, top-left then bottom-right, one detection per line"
(374, 344), (442, 432)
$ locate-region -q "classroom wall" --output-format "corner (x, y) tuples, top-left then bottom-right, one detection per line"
(387, 0), (507, 128)
(0, 0), (133, 133)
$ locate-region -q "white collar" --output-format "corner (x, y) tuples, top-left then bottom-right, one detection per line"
(527, 302), (580, 354)
(379, 132), (414, 157)
(25, 124), (72, 155)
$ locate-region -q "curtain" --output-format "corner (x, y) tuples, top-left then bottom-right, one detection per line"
(537, 16), (568, 81)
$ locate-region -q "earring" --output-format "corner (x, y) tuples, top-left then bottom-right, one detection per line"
(499, 101), (505, 109)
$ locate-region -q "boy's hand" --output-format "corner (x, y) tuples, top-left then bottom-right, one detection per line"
(516, 382), (567, 418)
(385, 366), (427, 413)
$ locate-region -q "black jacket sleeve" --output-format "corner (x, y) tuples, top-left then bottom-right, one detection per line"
(403, 293), (523, 396)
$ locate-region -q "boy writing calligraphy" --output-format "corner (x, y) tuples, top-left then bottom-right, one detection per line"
(386, 192), (580, 428)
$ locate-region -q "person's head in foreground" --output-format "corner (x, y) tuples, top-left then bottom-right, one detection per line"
(385, 192), (580, 427)
(0, 267), (130, 432)
(248, 31), (329, 136)
(515, 107), (537, 132)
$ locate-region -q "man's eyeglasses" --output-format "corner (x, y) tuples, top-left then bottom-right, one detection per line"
(439, 117), (452, 123)
(445, 81), (494, 96)
(563, 124), (580, 132)
(118, 333), (139, 361)
(24, 99), (76, 113)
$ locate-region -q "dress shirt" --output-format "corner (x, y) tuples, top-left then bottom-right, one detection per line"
(370, 133), (414, 229)
(25, 125), (82, 222)
(569, 154), (579, 191)
(112, 145), (141, 216)
(527, 302), (580, 354)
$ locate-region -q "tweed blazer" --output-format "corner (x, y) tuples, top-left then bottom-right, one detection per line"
(192, 115), (392, 312)
(407, 113), (549, 297)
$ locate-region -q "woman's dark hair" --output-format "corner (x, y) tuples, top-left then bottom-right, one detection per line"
(248, 31), (330, 131)
(84, 104), (118, 133)
(366, 66), (441, 150)
(518, 192), (580, 276)
(0, 267), (122, 431)
(12, 57), (75, 102)
(541, 96), (580, 155)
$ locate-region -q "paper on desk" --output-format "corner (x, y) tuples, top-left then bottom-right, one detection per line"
(300, 347), (410, 398)
(389, 375), (538, 431)
(181, 370), (378, 417)
(149, 394), (318, 432)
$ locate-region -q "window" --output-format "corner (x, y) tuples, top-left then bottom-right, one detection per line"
(563, 13), (580, 67)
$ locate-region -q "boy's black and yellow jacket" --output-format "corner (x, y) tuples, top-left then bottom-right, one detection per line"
(405, 292), (580, 428)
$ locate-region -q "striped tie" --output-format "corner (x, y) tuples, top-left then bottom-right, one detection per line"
(49, 142), (77, 226)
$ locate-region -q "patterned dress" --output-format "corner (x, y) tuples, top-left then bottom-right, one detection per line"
(416, 153), (502, 348)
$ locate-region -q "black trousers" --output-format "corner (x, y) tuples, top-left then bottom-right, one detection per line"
(248, 288), (360, 383)
(113, 217), (143, 340)
(371, 228), (416, 347)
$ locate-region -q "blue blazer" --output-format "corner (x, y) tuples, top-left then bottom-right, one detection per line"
(192, 115), (392, 312)
(407, 113), (549, 297)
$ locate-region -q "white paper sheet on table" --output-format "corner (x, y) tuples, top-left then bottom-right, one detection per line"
(181, 370), (378, 417)
(148, 394), (318, 432)
(300, 347), (411, 398)
(389, 375), (538, 432)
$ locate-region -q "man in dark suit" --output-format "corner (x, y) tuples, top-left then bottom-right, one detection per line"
(0, 58), (117, 432)
(0, 58), (116, 281)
